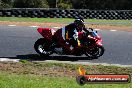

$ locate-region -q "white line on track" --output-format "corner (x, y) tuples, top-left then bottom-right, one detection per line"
(0, 58), (132, 67)
(110, 30), (117, 31)
(94, 29), (101, 31)
(0, 58), (19, 62)
(8, 25), (16, 26)
(53, 27), (60, 29)
(29, 26), (38, 28)
(7, 25), (119, 33)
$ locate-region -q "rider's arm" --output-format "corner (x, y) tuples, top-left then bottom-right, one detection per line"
(83, 28), (90, 33)
(65, 23), (76, 39)
(83, 28), (90, 36)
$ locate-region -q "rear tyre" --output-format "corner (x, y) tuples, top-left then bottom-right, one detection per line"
(34, 38), (52, 57)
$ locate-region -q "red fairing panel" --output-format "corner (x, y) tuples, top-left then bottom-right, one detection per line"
(37, 28), (52, 40)
(78, 32), (83, 40)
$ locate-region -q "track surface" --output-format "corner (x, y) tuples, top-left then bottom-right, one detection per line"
(0, 25), (132, 65)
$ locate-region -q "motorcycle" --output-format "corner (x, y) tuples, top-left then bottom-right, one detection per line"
(34, 27), (105, 59)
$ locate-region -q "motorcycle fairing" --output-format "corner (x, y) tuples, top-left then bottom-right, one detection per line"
(37, 28), (52, 40)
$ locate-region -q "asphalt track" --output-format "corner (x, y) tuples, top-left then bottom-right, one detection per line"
(0, 25), (132, 66)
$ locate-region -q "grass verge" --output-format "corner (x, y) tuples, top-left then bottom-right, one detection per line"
(0, 72), (132, 88)
(0, 61), (132, 88)
(0, 17), (132, 26)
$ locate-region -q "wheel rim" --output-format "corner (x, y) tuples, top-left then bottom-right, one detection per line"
(85, 46), (103, 57)
(38, 45), (48, 54)
(94, 47), (101, 57)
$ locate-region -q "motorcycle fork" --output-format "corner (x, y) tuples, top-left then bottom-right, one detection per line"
(84, 44), (96, 53)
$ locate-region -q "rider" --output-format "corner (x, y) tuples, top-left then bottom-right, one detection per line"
(53, 18), (90, 53)
(61, 18), (90, 47)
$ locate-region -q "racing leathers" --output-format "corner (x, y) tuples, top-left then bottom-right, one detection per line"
(61, 23), (89, 47)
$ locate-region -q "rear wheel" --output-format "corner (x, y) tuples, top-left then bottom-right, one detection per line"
(34, 38), (52, 56)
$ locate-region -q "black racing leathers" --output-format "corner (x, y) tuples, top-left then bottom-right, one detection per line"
(65, 23), (89, 38)
(64, 23), (89, 47)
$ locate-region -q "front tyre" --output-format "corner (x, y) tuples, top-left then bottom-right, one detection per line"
(34, 38), (52, 56)
(94, 46), (105, 57)
(85, 46), (105, 58)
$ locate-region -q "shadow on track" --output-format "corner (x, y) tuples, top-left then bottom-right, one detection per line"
(0, 54), (98, 62)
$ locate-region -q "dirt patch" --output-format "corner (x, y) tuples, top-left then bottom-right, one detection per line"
(88, 24), (132, 31)
(0, 62), (77, 77)
(0, 21), (132, 31)
(0, 61), (132, 78)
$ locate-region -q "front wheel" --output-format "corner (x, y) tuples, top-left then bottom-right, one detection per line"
(85, 46), (105, 58)
(34, 38), (52, 56)
(95, 46), (105, 57)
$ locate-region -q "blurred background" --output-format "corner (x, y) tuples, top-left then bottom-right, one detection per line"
(0, 0), (132, 10)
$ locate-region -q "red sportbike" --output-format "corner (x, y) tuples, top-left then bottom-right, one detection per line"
(34, 27), (105, 59)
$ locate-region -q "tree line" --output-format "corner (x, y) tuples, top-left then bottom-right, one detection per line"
(0, 0), (132, 10)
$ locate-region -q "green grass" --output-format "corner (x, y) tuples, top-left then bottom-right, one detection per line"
(0, 17), (74, 23)
(0, 62), (132, 88)
(0, 72), (131, 88)
(0, 17), (132, 26)
(0, 61), (132, 88)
